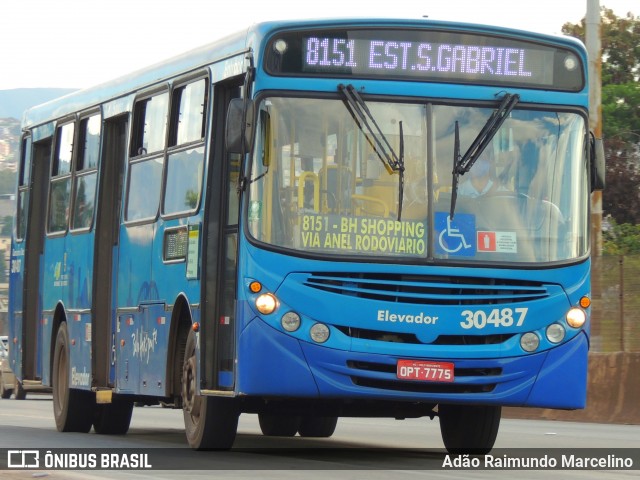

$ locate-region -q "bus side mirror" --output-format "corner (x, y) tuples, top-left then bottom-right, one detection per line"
(226, 98), (255, 154)
(590, 136), (605, 191)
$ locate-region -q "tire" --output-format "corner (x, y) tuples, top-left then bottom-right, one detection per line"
(438, 404), (501, 455)
(93, 396), (134, 434)
(258, 414), (300, 437)
(52, 323), (95, 432)
(0, 373), (12, 399)
(182, 329), (238, 450)
(298, 416), (338, 438)
(13, 378), (26, 400)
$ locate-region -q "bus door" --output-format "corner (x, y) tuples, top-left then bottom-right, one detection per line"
(20, 137), (51, 381)
(92, 114), (127, 387)
(116, 90), (168, 394)
(201, 79), (242, 391)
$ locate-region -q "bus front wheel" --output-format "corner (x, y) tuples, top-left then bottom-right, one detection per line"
(438, 404), (501, 455)
(52, 322), (95, 432)
(182, 329), (238, 449)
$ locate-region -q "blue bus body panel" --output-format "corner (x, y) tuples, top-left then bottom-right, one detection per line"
(40, 232), (96, 389)
(8, 242), (25, 379)
(116, 303), (169, 395)
(235, 304), (588, 408)
(236, 310), (321, 398)
(235, 235), (590, 409)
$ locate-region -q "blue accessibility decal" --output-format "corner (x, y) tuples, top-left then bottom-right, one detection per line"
(435, 212), (476, 256)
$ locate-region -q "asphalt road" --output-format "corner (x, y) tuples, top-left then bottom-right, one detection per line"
(0, 395), (638, 479)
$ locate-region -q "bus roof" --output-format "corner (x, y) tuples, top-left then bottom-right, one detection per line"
(21, 18), (586, 130)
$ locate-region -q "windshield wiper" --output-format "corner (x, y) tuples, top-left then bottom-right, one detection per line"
(338, 84), (406, 220)
(449, 93), (519, 219)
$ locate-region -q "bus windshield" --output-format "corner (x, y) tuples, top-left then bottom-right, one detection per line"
(247, 96), (589, 264)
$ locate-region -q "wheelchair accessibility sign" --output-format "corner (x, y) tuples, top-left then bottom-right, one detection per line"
(435, 212), (476, 256)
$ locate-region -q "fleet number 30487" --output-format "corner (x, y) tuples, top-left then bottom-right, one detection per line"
(460, 307), (528, 330)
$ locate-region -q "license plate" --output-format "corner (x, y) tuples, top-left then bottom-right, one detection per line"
(396, 360), (455, 382)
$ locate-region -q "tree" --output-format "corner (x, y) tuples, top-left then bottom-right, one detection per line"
(603, 221), (640, 255)
(562, 7), (640, 225)
(562, 7), (640, 85)
(603, 138), (640, 224)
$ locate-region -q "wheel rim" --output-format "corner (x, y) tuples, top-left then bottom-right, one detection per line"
(182, 353), (201, 425)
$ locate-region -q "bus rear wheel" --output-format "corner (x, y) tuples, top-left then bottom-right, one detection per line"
(298, 416), (338, 437)
(258, 414), (300, 436)
(182, 329), (238, 449)
(93, 396), (134, 434)
(52, 322), (95, 432)
(0, 373), (12, 399)
(13, 378), (26, 400)
(438, 404), (501, 455)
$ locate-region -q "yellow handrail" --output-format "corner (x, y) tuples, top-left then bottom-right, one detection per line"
(351, 194), (390, 218)
(298, 172), (320, 211)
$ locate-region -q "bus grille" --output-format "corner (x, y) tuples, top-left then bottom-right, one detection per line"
(347, 361), (500, 394)
(303, 272), (549, 305)
(334, 326), (515, 345)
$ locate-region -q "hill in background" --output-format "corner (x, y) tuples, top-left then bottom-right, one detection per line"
(0, 88), (77, 120)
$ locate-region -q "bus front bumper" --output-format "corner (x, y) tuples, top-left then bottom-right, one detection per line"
(236, 318), (587, 410)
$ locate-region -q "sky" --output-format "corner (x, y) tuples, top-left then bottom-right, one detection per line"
(0, 0), (637, 90)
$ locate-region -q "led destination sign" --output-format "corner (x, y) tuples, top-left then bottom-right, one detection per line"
(306, 38), (538, 80)
(266, 29), (584, 91)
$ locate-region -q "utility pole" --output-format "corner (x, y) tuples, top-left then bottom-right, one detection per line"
(586, 0), (602, 256)
(586, 0), (604, 350)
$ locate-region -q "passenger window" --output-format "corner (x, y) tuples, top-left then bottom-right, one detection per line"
(16, 136), (32, 241)
(20, 136), (32, 188)
(164, 147), (204, 214)
(72, 114), (101, 230)
(163, 78), (208, 216)
(49, 178), (71, 233)
(49, 122), (74, 233)
(170, 79), (207, 146)
(77, 115), (101, 170)
(53, 123), (74, 176)
(131, 92), (169, 156)
(126, 158), (164, 221)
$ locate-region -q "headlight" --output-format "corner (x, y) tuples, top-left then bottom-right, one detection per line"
(566, 307), (586, 328)
(546, 323), (566, 343)
(281, 312), (301, 332)
(520, 332), (540, 352)
(255, 293), (278, 315)
(310, 323), (330, 343)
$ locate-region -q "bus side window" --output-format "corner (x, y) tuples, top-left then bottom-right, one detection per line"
(71, 114), (101, 230)
(48, 122), (74, 233)
(126, 92), (169, 222)
(16, 136), (32, 241)
(164, 79), (207, 215)
(130, 92), (169, 157)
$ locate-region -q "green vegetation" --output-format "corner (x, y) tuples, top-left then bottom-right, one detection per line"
(563, 7), (640, 228)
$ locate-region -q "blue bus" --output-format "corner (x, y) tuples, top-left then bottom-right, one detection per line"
(9, 18), (604, 453)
